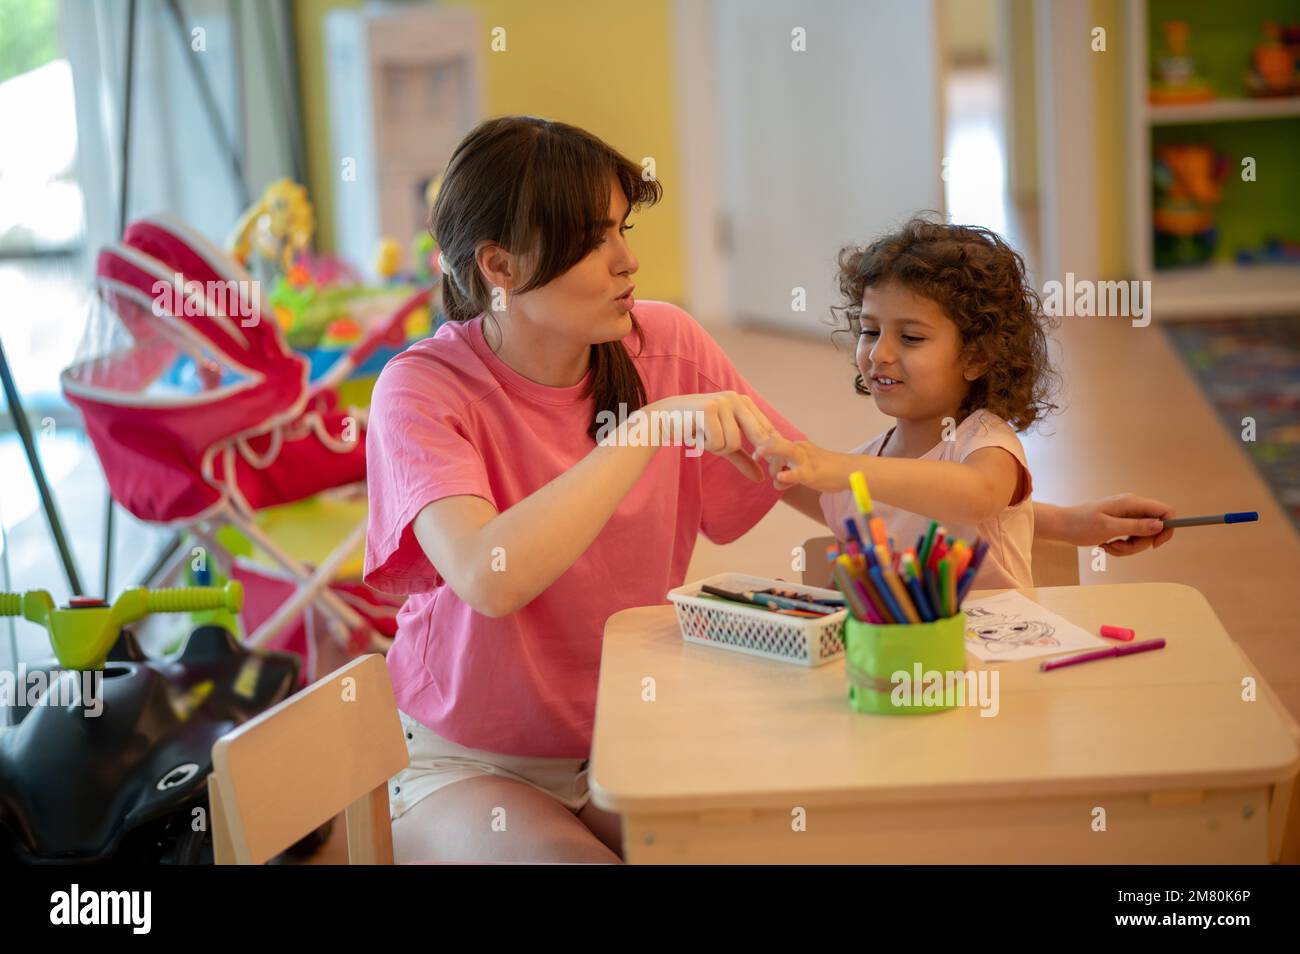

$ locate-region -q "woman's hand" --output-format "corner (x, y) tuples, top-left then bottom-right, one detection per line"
(1061, 494), (1177, 555)
(751, 434), (851, 494)
(630, 391), (777, 481)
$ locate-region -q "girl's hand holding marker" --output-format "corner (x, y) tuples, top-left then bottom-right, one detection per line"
(1102, 509), (1258, 550)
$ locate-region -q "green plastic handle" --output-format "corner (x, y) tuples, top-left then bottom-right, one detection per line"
(143, 581), (244, 616)
(4, 582), (245, 671)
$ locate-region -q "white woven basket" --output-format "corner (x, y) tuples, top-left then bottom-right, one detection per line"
(666, 572), (847, 666)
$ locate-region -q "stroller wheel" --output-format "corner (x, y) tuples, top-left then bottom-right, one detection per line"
(168, 821), (214, 865)
(133, 807), (214, 865)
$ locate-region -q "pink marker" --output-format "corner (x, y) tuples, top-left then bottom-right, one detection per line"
(1100, 624), (1135, 641)
(1040, 638), (1166, 672)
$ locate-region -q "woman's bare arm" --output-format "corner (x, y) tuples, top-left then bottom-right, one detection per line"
(412, 392), (776, 617)
(412, 439), (658, 617)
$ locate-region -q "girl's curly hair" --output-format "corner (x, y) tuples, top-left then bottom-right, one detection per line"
(832, 215), (1059, 432)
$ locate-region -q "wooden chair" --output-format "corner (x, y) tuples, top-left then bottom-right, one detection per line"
(209, 653), (408, 864)
(801, 534), (1082, 588)
(1029, 537), (1080, 587)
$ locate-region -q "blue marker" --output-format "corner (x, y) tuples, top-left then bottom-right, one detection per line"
(1161, 511), (1258, 528)
(905, 574), (934, 622)
(869, 566), (906, 624)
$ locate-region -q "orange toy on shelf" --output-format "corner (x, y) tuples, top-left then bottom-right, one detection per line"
(1150, 21), (1215, 105)
(1246, 21), (1300, 97)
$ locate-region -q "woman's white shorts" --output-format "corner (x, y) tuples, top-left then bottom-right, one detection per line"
(389, 710), (592, 820)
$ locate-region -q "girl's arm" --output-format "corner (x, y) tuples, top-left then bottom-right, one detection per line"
(413, 391), (776, 618)
(754, 435), (1022, 528)
(757, 436), (1177, 554)
(1033, 496), (1176, 554)
(776, 484), (828, 523)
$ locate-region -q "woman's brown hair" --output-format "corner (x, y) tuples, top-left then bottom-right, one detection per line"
(430, 116), (662, 440)
(832, 215), (1059, 432)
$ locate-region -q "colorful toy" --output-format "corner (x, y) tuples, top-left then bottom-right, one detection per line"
(1152, 144), (1229, 268)
(1150, 21), (1215, 105)
(227, 178), (316, 272)
(1285, 23), (1300, 63)
(63, 216), (433, 668)
(223, 175), (442, 384)
(375, 236), (404, 281)
(1236, 237), (1300, 266)
(0, 582), (327, 863)
(1246, 21), (1300, 96)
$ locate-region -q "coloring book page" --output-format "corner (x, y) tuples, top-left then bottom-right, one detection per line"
(963, 590), (1108, 661)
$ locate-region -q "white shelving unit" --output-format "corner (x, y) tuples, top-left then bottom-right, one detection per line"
(1147, 95), (1300, 125)
(1126, 1), (1300, 318)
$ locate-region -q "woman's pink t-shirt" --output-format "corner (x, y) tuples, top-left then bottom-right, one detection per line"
(363, 301), (806, 758)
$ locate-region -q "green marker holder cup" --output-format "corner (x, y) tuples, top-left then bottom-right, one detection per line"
(843, 612), (969, 714)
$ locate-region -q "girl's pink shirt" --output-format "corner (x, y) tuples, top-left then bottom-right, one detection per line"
(363, 301), (806, 757)
(819, 410), (1035, 590)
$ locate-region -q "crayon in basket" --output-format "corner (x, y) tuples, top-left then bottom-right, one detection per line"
(699, 585), (832, 618)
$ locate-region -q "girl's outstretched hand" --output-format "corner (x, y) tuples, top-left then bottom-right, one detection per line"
(1065, 493), (1177, 555)
(752, 435), (848, 494)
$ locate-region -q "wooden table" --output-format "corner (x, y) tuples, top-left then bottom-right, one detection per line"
(589, 583), (1300, 863)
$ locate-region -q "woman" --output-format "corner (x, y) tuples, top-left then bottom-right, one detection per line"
(363, 117), (1174, 863)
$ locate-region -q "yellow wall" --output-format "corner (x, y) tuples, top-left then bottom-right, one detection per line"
(942, 0), (995, 64)
(1005, 0), (1038, 203)
(1091, 0), (1129, 278)
(293, 0), (685, 303)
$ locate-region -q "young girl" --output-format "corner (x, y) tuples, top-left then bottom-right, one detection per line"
(755, 217), (1057, 589)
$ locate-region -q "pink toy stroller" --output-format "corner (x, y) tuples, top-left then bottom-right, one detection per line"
(61, 215), (433, 673)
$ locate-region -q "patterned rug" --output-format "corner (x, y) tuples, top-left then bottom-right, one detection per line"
(1164, 316), (1300, 532)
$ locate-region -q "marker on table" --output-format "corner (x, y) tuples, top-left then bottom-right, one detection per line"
(1040, 638), (1166, 672)
(1105, 511), (1259, 543)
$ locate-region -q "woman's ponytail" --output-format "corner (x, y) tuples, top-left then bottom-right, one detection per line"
(438, 254), (477, 324)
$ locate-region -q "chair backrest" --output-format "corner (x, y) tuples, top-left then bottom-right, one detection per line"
(805, 534), (1082, 589)
(802, 536), (836, 588)
(1029, 537), (1080, 587)
(210, 653), (408, 864)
